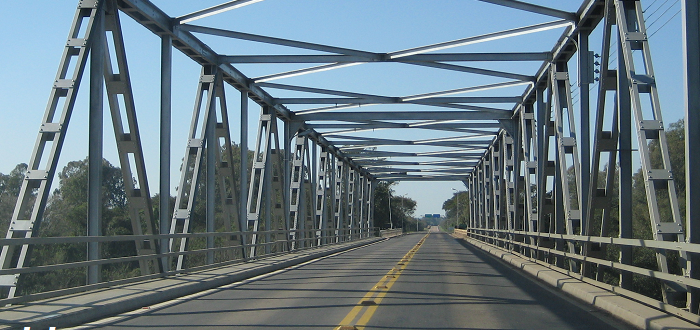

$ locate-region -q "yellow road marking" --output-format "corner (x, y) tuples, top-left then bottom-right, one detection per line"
(335, 233), (430, 330)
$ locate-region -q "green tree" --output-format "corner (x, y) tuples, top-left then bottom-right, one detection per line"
(442, 190), (469, 229)
(0, 163), (29, 234)
(18, 158), (137, 294)
(372, 181), (416, 230)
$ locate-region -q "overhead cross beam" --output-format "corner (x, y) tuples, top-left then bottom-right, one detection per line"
(475, 0), (577, 20)
(276, 96), (521, 105)
(182, 19), (569, 83)
(176, 0), (265, 24)
(221, 52), (551, 63)
(294, 111), (514, 121)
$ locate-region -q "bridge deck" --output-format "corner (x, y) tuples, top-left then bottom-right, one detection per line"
(75, 231), (629, 329)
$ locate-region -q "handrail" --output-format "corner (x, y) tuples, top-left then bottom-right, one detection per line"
(453, 228), (700, 324)
(0, 227), (378, 305)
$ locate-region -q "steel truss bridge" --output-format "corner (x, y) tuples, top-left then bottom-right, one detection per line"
(2, 0), (700, 328)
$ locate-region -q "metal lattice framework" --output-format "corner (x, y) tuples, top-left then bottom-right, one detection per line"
(1, 0), (700, 323)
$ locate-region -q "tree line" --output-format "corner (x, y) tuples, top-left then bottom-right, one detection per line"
(0, 144), (423, 295)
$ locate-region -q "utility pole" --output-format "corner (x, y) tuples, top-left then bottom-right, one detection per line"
(388, 189), (393, 229)
(453, 188), (460, 228)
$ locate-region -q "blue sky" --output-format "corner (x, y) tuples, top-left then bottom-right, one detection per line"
(0, 0), (686, 218)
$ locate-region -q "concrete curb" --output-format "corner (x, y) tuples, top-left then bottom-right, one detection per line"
(455, 235), (700, 330)
(0, 238), (382, 330)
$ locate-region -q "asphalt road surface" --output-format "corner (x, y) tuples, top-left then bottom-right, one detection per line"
(77, 230), (631, 329)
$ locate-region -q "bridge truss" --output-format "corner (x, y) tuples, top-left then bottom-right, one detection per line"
(1, 0), (700, 323)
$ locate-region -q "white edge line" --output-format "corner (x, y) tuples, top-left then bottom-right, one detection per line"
(66, 239), (389, 329)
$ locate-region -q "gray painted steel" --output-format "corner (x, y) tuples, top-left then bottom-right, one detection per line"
(683, 0), (700, 313)
(0, 0), (699, 324)
(85, 234), (625, 330)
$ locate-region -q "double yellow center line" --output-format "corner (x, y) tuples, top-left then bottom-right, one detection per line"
(335, 233), (430, 330)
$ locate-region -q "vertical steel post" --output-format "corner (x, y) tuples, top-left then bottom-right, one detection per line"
(536, 85), (553, 260)
(344, 164), (351, 239)
(240, 92), (249, 258)
(311, 143), (318, 244)
(264, 146), (272, 254)
(159, 35), (172, 272)
(617, 36), (634, 290)
(328, 155), (337, 241)
(366, 177), (373, 236)
(369, 180), (376, 235)
(334, 159), (344, 241)
(682, 0), (700, 312)
(205, 75), (216, 265)
(87, 6), (105, 284)
(315, 148), (329, 244)
(585, 3), (616, 280)
(284, 122), (292, 241)
(468, 176), (475, 229)
(579, 31), (592, 233)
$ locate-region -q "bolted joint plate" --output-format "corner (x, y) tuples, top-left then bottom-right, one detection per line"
(78, 0), (99, 9)
(10, 220), (33, 231)
(25, 170), (49, 180)
(625, 32), (647, 41)
(656, 222), (684, 234)
(67, 38), (88, 47)
(646, 169), (673, 181)
(0, 275), (17, 287)
(188, 138), (204, 148)
(54, 79), (75, 89)
(40, 123), (62, 133)
(200, 75), (216, 83)
(639, 120), (663, 131)
(174, 209), (190, 220)
(554, 72), (569, 80)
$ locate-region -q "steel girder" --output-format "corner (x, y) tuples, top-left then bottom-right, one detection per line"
(0, 1), (163, 298)
(465, 0), (693, 312)
(288, 132), (311, 249)
(168, 66), (244, 270)
(246, 107), (285, 257)
(3, 0), (699, 316)
(333, 160), (346, 243)
(314, 149), (329, 245)
(612, 0), (687, 304)
(519, 102), (538, 258)
(682, 0), (700, 312)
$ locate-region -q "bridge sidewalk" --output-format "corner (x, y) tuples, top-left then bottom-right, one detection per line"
(0, 238), (382, 330)
(453, 231), (700, 330)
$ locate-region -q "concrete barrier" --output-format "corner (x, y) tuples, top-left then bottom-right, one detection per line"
(452, 232), (700, 330)
(379, 229), (403, 238)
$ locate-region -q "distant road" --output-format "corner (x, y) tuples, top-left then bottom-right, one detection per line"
(81, 233), (629, 329)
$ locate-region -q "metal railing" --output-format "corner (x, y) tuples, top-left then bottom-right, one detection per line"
(0, 227), (376, 305)
(454, 228), (700, 324)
